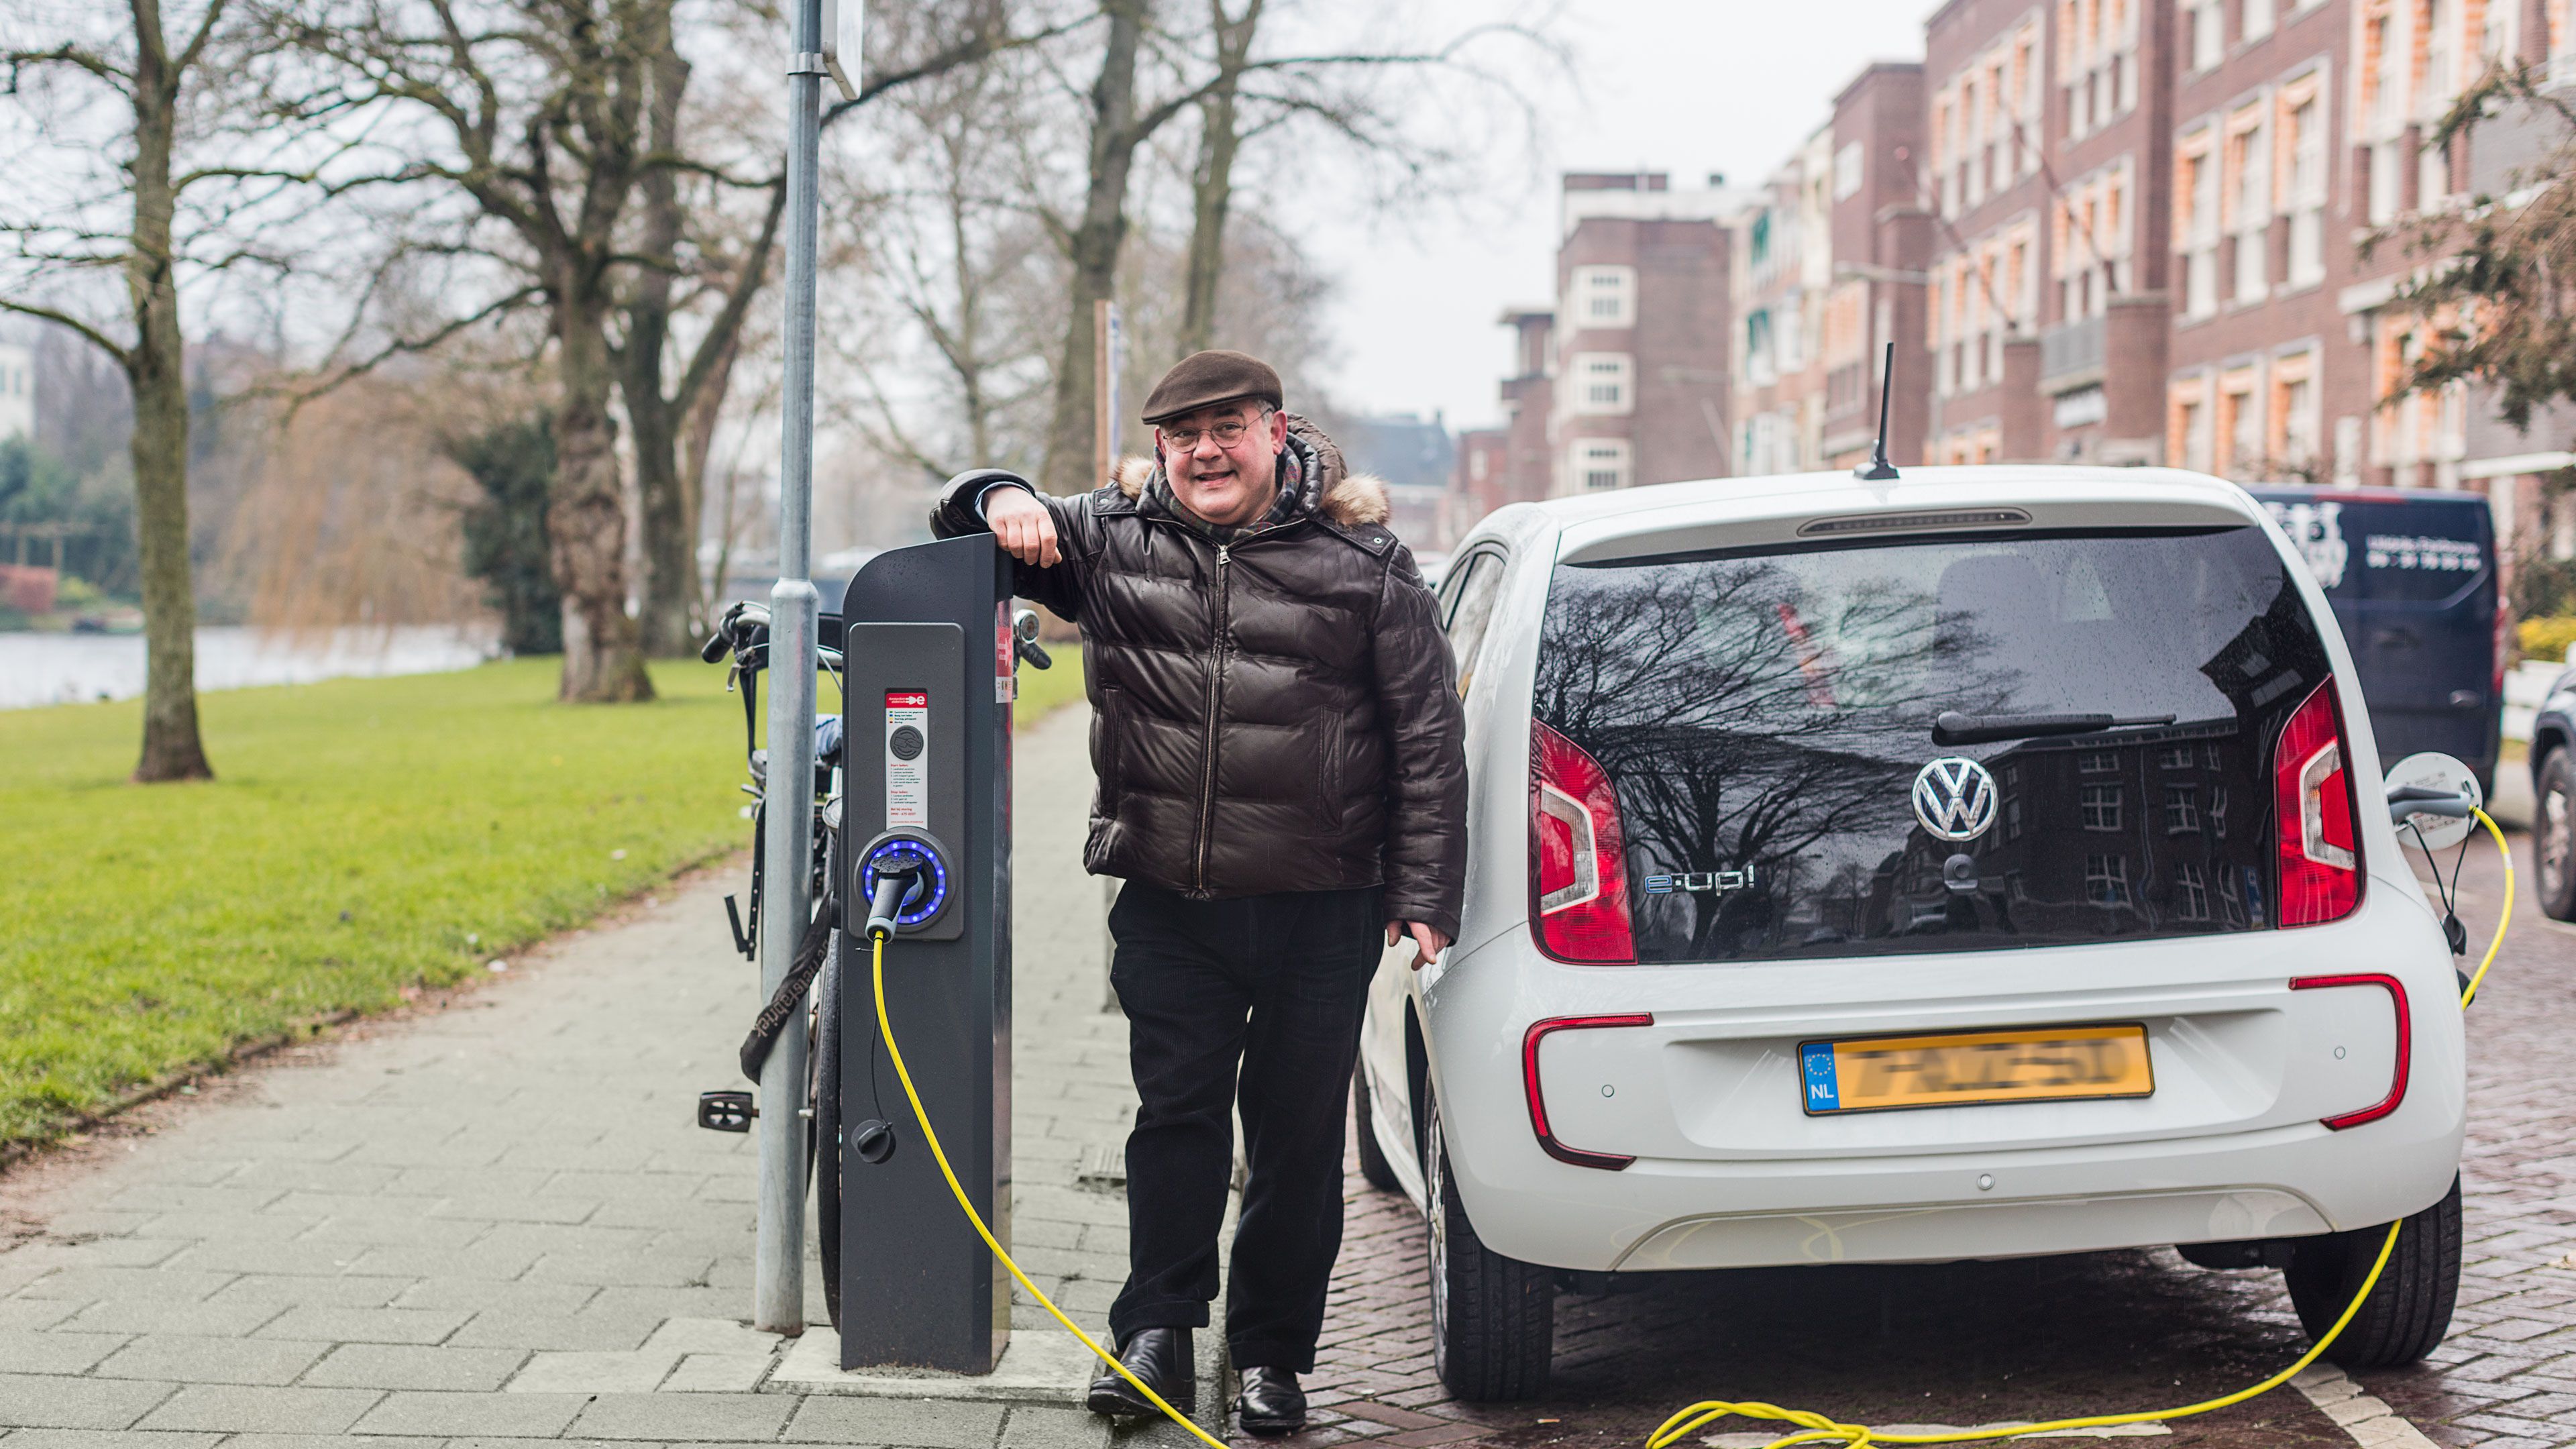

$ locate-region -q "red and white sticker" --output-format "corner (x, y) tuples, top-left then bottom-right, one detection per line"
(994, 600), (1017, 704)
(885, 690), (928, 828)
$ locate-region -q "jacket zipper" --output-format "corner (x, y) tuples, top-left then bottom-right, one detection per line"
(1193, 545), (1231, 893)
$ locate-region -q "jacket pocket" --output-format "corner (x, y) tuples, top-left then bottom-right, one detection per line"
(1095, 686), (1125, 815)
(1315, 711), (1344, 829)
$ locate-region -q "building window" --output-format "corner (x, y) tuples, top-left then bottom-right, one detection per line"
(2158, 745), (2195, 769)
(1570, 352), (1633, 415)
(2165, 784), (2201, 833)
(2243, 0), (2275, 42)
(2224, 372), (2261, 476)
(2210, 782), (2229, 837)
(2176, 862), (2211, 920)
(2082, 783), (2124, 831)
(2080, 749), (2118, 773)
(2286, 93), (2326, 286)
(1570, 439), (1631, 492)
(2180, 395), (2213, 472)
(2180, 137), (2220, 319)
(2190, 0), (2224, 70)
(1570, 265), (1636, 328)
(2229, 112), (2269, 304)
(1833, 142), (1864, 201)
(2086, 853), (2132, 905)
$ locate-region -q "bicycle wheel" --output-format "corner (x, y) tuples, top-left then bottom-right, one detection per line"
(814, 930), (843, 1332)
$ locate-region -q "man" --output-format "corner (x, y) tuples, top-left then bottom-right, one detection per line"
(930, 350), (1466, 1436)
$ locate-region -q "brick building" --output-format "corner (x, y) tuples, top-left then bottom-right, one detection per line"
(1469, 174), (1739, 508)
(1732, 62), (1935, 475)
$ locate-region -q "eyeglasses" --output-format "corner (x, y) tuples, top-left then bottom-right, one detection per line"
(1161, 418), (1257, 450)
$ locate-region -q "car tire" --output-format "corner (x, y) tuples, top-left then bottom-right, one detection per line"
(2536, 751), (2576, 922)
(1424, 1090), (1553, 1401)
(2283, 1175), (2460, 1368)
(1353, 1065), (1401, 1193)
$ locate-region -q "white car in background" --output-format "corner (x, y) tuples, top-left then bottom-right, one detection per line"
(1352, 466), (2467, 1400)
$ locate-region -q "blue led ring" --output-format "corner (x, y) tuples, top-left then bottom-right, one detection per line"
(862, 839), (949, 927)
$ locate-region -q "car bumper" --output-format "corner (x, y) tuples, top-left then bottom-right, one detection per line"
(1417, 887), (2466, 1273)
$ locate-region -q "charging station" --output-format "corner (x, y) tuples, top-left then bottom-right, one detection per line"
(837, 532), (1019, 1373)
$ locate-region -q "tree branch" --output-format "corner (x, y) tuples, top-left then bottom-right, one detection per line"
(0, 299), (131, 372)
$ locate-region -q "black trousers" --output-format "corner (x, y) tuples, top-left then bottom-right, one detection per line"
(1105, 881), (1381, 1374)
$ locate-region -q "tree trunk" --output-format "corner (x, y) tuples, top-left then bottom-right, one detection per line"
(1179, 0), (1261, 357)
(126, 0), (213, 782)
(1038, 0), (1148, 496)
(629, 44), (695, 657)
(676, 330), (737, 636)
(551, 295), (654, 702)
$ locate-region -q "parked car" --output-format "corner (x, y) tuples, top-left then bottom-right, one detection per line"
(2250, 486), (2502, 795)
(2518, 667), (2576, 920)
(1353, 466), (2467, 1400)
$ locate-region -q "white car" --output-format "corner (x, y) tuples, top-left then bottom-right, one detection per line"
(1352, 466), (2467, 1400)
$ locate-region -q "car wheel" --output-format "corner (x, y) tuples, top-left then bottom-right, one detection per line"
(2283, 1175), (2460, 1368)
(1352, 1065), (1401, 1193)
(2537, 751), (2576, 921)
(1424, 1090), (1553, 1400)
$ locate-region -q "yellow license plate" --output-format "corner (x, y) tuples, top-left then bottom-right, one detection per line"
(1799, 1023), (2153, 1115)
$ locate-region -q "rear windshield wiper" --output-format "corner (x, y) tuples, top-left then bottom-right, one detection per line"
(1933, 710), (2178, 746)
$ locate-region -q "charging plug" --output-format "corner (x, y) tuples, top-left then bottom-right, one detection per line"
(865, 867), (919, 941)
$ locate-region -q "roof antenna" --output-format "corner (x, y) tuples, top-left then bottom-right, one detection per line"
(1854, 340), (1900, 482)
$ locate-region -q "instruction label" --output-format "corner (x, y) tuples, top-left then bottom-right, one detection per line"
(885, 690), (928, 828)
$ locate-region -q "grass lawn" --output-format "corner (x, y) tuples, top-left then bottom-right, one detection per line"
(0, 647), (1087, 1153)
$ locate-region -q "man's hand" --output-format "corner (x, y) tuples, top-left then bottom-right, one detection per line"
(1387, 920), (1451, 969)
(984, 486), (1061, 566)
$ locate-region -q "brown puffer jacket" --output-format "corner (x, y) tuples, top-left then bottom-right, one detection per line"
(930, 418), (1468, 940)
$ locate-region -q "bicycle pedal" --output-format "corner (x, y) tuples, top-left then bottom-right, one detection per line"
(697, 1089), (755, 1132)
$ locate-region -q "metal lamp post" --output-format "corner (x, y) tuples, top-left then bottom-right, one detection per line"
(755, 0), (855, 1337)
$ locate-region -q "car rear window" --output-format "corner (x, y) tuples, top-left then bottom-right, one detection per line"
(1534, 527), (2336, 963)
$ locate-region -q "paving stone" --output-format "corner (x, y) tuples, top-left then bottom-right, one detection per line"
(784, 1399), (1007, 1447)
(997, 1406), (1112, 1449)
(345, 1391), (591, 1438)
(502, 1348), (680, 1393)
(0, 1375), (176, 1430)
(446, 1307), (663, 1352)
(297, 1344), (530, 1391)
(91, 1336), (331, 1387)
(567, 1393), (795, 1442)
(58, 1301), (288, 1338)
(247, 1305), (470, 1346)
(0, 1329), (128, 1375)
(0, 1423), (224, 1433)
(131, 1385), (381, 1434)
(15, 1269), (235, 1303)
(0, 1299), (80, 1332)
(659, 1353), (769, 1393)
(201, 1273), (414, 1308)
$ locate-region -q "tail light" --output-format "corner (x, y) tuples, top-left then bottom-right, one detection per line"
(1530, 721), (1635, 963)
(2274, 678), (2363, 926)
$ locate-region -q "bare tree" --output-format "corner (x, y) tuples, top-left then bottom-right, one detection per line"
(276, 0), (701, 701)
(0, 0), (303, 779)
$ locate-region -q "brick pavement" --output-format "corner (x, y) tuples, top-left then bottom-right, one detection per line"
(1290, 835), (2576, 1449)
(0, 702), (1173, 1446)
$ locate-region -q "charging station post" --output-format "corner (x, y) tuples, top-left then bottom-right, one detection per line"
(838, 534), (1019, 1372)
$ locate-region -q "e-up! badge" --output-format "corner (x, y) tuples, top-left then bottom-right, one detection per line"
(885, 690), (928, 829)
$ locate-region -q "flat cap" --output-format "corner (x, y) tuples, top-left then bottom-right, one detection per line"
(1139, 349), (1283, 425)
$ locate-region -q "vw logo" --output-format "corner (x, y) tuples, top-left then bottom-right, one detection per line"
(1913, 757), (1998, 841)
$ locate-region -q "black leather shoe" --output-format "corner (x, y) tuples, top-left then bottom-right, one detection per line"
(1235, 1365), (1307, 1436)
(1087, 1327), (1195, 1418)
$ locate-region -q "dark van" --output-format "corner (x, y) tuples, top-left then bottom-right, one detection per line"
(2251, 486), (2503, 792)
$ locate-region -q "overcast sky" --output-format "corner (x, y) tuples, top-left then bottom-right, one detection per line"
(1300, 0), (1934, 432)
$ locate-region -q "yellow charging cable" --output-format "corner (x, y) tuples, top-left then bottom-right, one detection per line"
(2459, 806), (2512, 1008)
(1646, 806), (2515, 1449)
(869, 933), (1230, 1449)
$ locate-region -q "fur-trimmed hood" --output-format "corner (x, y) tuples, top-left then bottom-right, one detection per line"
(1110, 412), (1391, 529)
